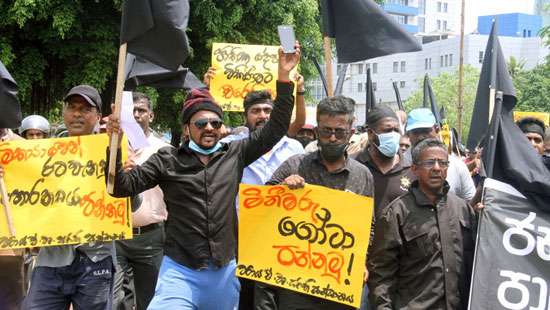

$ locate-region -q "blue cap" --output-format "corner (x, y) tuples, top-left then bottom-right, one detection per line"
(406, 108), (436, 132)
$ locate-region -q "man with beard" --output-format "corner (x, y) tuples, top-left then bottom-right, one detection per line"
(355, 106), (414, 219)
(254, 96), (374, 310)
(106, 45), (300, 309)
(368, 139), (476, 310)
(220, 89), (303, 309)
(516, 117), (550, 171)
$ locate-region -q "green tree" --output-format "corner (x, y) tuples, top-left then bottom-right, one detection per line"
(513, 61), (550, 113)
(0, 0), (323, 135)
(404, 65), (480, 143)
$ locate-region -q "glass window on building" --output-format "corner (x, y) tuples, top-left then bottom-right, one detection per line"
(443, 20), (447, 31)
(437, 20), (441, 30)
(400, 81), (406, 88)
(528, 30), (532, 37)
(373, 63), (378, 74)
(437, 1), (442, 12)
(366, 63), (371, 71)
(358, 83), (363, 92)
(444, 2), (448, 12)
(419, 0), (426, 14)
(373, 82), (377, 91)
(440, 55), (444, 67)
(425, 58), (429, 70)
(358, 63), (364, 74)
(444, 54), (448, 67)
(449, 54), (453, 66)
(429, 58), (432, 69)
(418, 17), (425, 33)
(393, 61), (399, 73)
(479, 51), (484, 63)
(401, 61), (406, 72)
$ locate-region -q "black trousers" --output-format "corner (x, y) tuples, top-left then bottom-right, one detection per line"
(113, 225), (164, 310)
(0, 255), (25, 310)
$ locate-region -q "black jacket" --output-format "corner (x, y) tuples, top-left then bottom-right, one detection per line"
(106, 81), (294, 269)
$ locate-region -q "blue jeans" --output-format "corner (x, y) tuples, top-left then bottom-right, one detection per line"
(23, 253), (113, 310)
(147, 256), (240, 310)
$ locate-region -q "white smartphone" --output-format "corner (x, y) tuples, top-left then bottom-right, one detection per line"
(278, 25), (296, 53)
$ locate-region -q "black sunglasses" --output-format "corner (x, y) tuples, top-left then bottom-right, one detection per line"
(193, 118), (223, 129)
(317, 127), (350, 140)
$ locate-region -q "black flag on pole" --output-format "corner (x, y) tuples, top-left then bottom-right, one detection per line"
(423, 74), (441, 124)
(0, 61), (22, 129)
(467, 20), (515, 150)
(320, 0), (422, 63)
(392, 81), (404, 111)
(124, 53), (205, 91)
(120, 0), (190, 71)
(334, 64), (348, 96)
(365, 67), (376, 123)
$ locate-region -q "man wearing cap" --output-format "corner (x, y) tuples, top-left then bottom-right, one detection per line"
(220, 88), (304, 309)
(295, 124), (316, 148)
(105, 46), (300, 309)
(516, 117), (550, 171)
(112, 92), (171, 310)
(20, 115), (50, 139)
(24, 85), (116, 310)
(404, 108), (476, 201)
(355, 106), (415, 219)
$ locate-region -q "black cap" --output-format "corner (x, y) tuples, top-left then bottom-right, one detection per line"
(64, 85), (102, 114)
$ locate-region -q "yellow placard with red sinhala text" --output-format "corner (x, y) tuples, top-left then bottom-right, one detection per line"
(0, 134), (131, 249)
(237, 184), (374, 308)
(210, 42), (297, 112)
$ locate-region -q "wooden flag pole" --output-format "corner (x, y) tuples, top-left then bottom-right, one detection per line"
(323, 36), (334, 97)
(0, 177), (15, 236)
(457, 0), (466, 139)
(107, 43), (128, 194)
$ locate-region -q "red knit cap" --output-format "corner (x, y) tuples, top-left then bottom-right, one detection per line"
(181, 88), (223, 124)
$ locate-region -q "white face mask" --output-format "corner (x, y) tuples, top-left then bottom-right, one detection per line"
(374, 131), (401, 158)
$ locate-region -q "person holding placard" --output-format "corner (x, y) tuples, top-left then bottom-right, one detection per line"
(106, 44), (301, 310)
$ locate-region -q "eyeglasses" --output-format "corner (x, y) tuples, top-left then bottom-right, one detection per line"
(317, 127), (350, 140)
(416, 159), (450, 169)
(193, 118), (223, 129)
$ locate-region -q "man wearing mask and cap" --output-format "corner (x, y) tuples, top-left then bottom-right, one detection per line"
(295, 124), (316, 148)
(105, 45), (300, 310)
(355, 105), (415, 219)
(254, 96), (374, 310)
(404, 108), (475, 201)
(20, 115), (50, 139)
(516, 117), (550, 171)
(24, 85), (116, 310)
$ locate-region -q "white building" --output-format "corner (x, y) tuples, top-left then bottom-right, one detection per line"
(307, 34), (549, 123)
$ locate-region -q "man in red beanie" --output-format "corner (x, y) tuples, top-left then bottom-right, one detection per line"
(106, 44), (301, 309)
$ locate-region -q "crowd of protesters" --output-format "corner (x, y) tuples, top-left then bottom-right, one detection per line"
(1, 41), (550, 310)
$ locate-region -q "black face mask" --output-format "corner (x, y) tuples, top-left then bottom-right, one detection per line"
(318, 141), (348, 162)
(296, 136), (314, 148)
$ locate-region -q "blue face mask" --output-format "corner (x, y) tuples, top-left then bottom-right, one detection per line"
(374, 131), (401, 158)
(189, 139), (222, 155)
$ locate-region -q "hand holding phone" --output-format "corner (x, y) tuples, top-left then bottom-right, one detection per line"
(278, 25), (296, 54)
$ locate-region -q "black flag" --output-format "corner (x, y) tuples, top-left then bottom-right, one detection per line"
(365, 67), (376, 123)
(320, 0), (422, 63)
(423, 74), (441, 124)
(334, 64), (348, 96)
(392, 81), (404, 111)
(440, 106), (446, 121)
(0, 61), (22, 129)
(120, 0), (190, 71)
(311, 56), (329, 97)
(467, 20), (515, 150)
(124, 53), (205, 91)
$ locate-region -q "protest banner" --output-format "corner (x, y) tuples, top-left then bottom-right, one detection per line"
(0, 134), (131, 249)
(210, 43), (296, 112)
(237, 184), (373, 307)
(469, 178), (550, 309)
(513, 111), (550, 126)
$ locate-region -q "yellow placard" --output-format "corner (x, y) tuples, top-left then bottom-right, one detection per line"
(211, 43), (294, 112)
(0, 134), (131, 249)
(440, 123), (451, 149)
(237, 184), (374, 307)
(513, 111), (550, 126)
